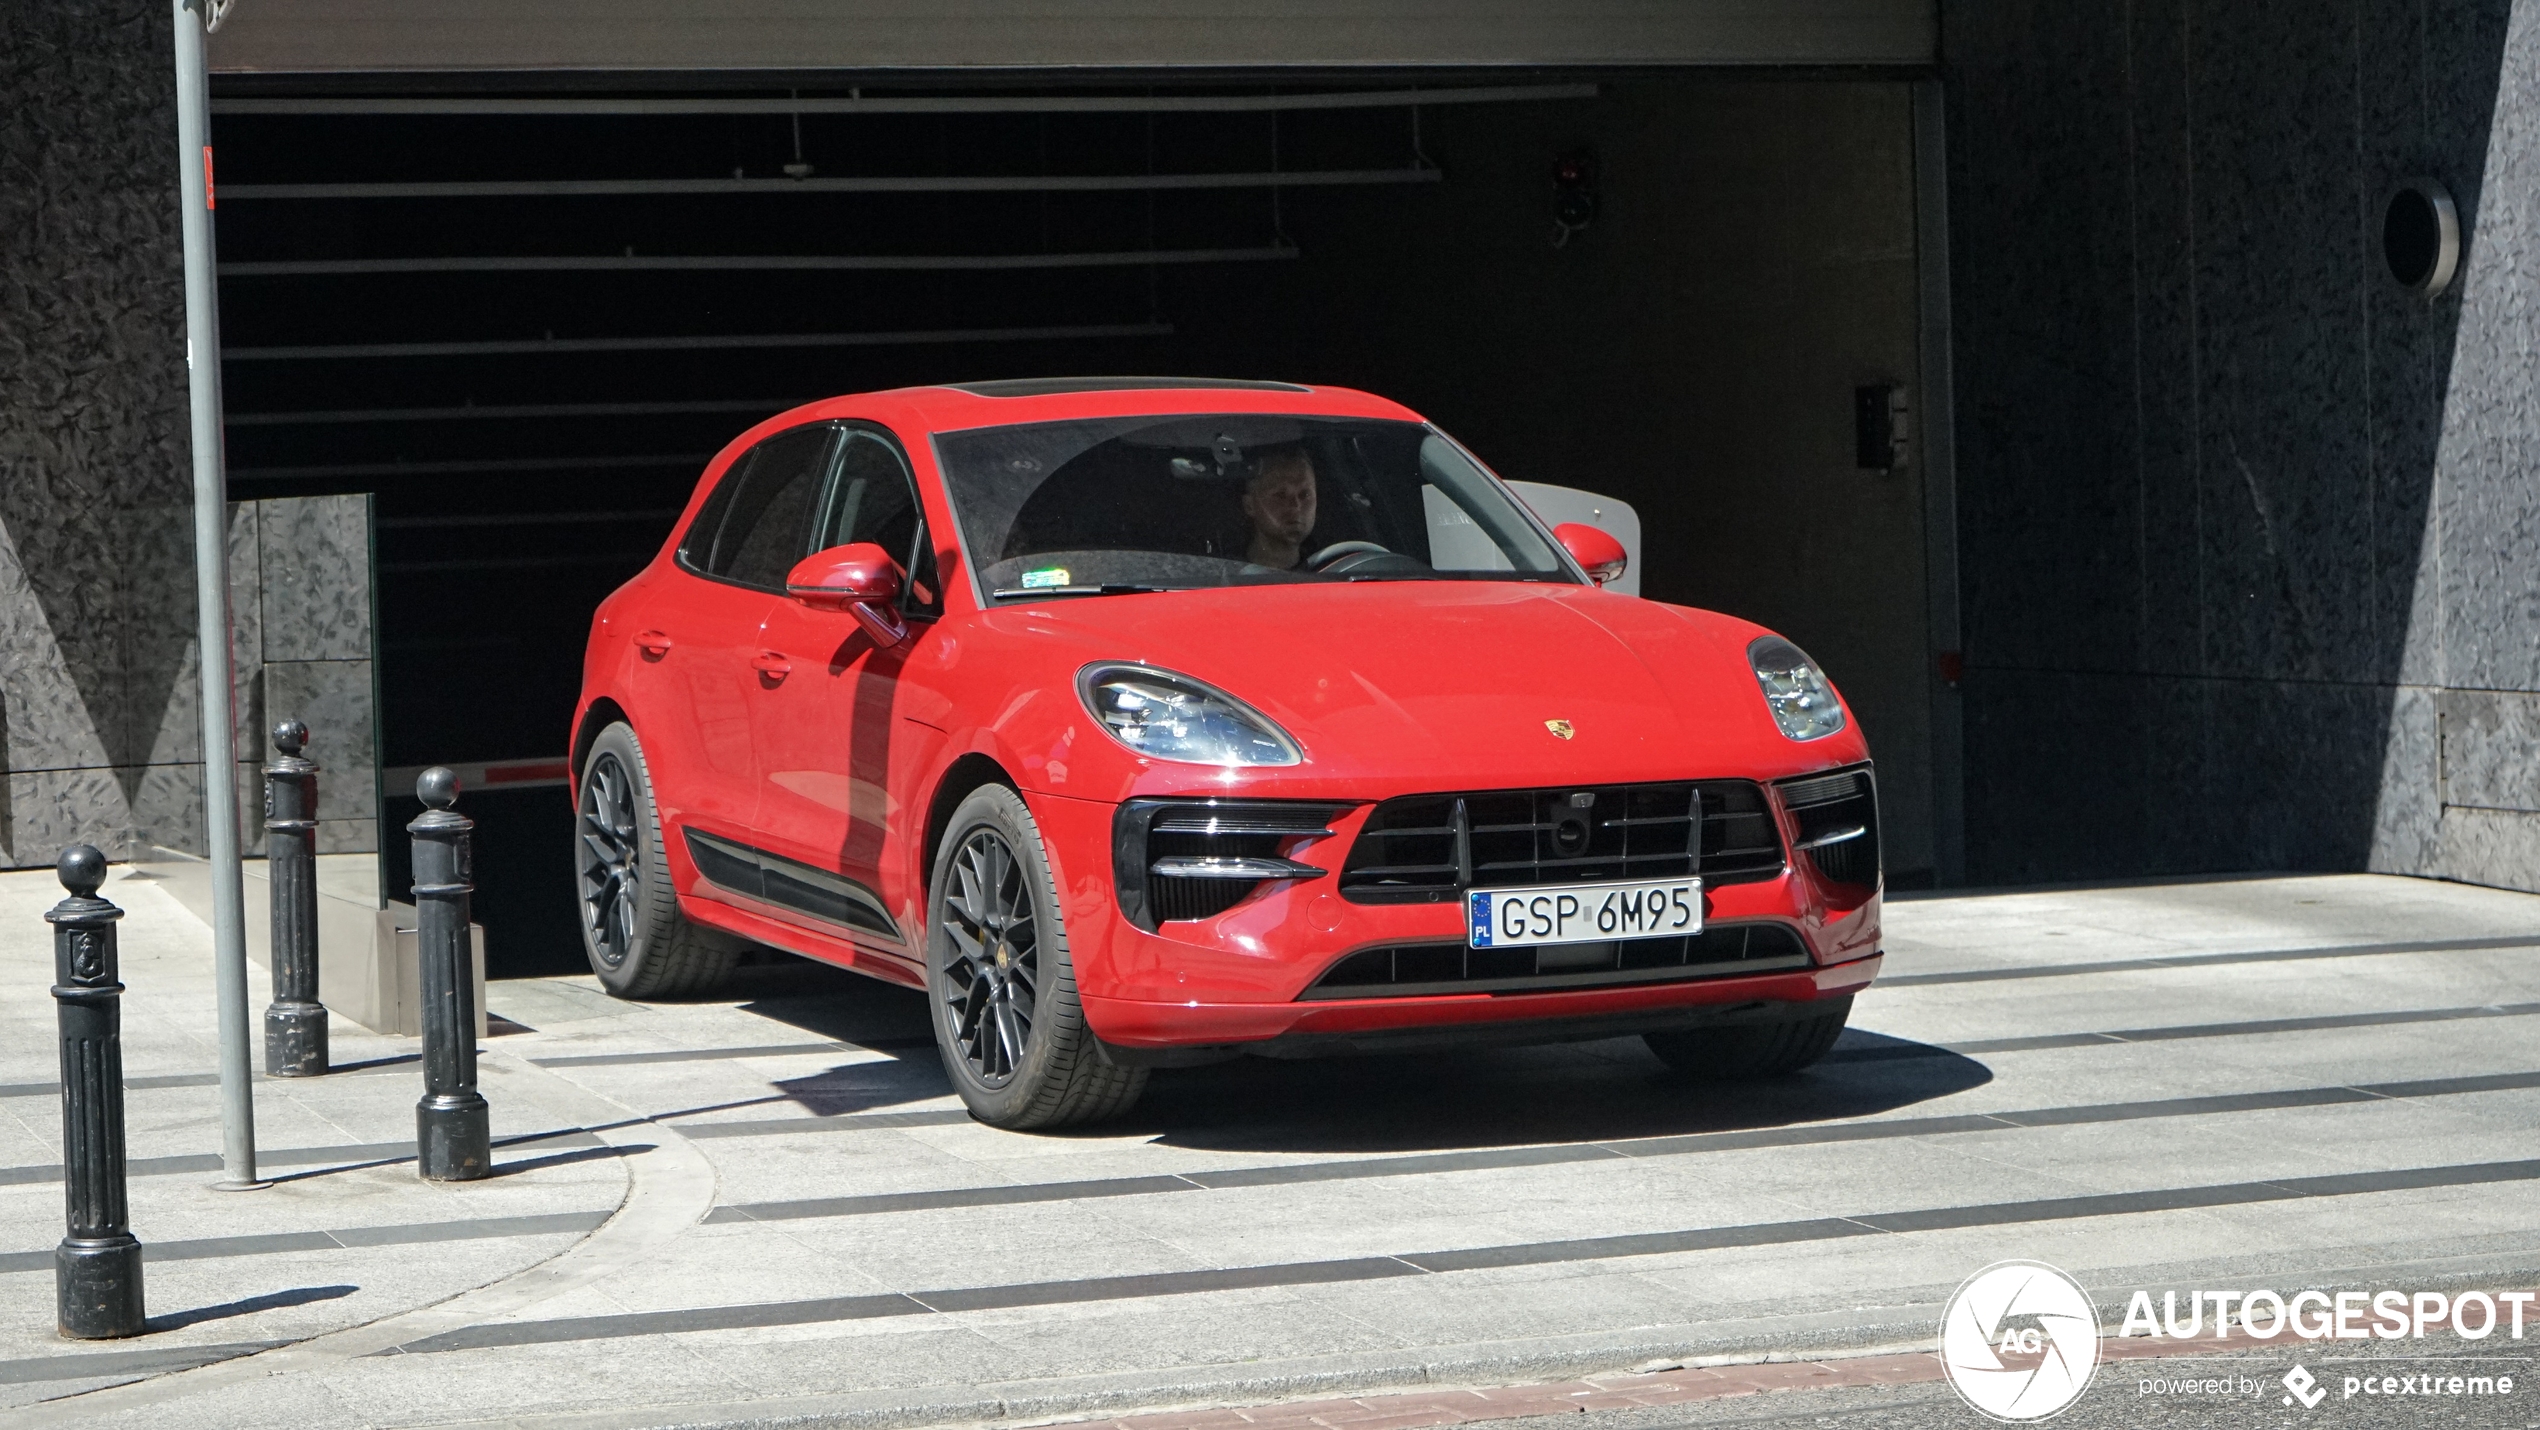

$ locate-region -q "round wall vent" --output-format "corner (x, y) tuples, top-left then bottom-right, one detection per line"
(2385, 177), (2460, 298)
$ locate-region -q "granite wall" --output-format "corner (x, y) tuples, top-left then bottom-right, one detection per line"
(0, 494), (382, 868)
(0, 0), (195, 867)
(1941, 0), (2540, 893)
(0, 3), (378, 869)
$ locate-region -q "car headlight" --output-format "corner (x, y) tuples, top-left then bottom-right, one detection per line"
(1747, 636), (1846, 741)
(1078, 664), (1303, 766)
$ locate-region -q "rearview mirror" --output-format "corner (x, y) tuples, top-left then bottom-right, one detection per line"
(1553, 523), (1629, 586)
(785, 543), (908, 645)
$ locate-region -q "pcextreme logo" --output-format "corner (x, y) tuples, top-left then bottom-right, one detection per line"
(2283, 1365), (2328, 1408)
(1940, 1260), (2101, 1421)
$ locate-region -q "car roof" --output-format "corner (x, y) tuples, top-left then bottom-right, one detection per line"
(760, 378), (1425, 436)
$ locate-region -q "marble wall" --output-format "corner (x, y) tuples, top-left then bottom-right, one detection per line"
(0, 1), (378, 869)
(1943, 0), (2540, 891)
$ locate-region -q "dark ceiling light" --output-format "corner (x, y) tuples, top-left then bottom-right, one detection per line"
(2384, 177), (2461, 299)
(1552, 151), (1597, 247)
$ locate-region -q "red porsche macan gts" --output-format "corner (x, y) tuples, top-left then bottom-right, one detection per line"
(570, 378), (1883, 1128)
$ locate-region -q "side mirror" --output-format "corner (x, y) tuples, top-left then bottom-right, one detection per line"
(1554, 522), (1629, 587)
(785, 543), (908, 645)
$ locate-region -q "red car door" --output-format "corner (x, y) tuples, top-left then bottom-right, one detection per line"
(650, 422), (837, 905)
(750, 426), (942, 965)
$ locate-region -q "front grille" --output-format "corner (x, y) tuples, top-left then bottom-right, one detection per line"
(1339, 780), (1785, 904)
(1779, 765), (1880, 889)
(1113, 799), (1350, 929)
(1302, 921), (1810, 998)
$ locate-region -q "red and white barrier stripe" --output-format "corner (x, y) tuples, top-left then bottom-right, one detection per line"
(383, 756), (572, 798)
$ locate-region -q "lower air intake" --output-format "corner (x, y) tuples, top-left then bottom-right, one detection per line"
(1113, 798), (1349, 930)
(1779, 765), (1880, 890)
(1301, 921), (1810, 999)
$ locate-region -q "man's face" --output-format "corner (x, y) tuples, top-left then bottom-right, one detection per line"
(1244, 459), (1318, 543)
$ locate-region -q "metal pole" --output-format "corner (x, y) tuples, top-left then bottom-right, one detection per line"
(171, 0), (260, 1189)
(263, 720), (328, 1076)
(410, 769), (490, 1180)
(50, 846), (147, 1339)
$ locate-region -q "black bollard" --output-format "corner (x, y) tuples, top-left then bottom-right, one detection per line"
(410, 768), (489, 1180)
(263, 719), (329, 1077)
(48, 845), (145, 1338)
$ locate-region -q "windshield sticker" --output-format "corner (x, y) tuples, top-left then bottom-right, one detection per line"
(1020, 567), (1071, 589)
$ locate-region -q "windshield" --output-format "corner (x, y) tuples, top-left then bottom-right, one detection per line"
(932, 414), (1576, 600)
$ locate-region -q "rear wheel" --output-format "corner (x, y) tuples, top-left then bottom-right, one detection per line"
(575, 722), (742, 998)
(1644, 996), (1851, 1079)
(926, 785), (1146, 1129)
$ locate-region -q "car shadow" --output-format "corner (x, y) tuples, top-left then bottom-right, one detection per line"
(723, 957), (948, 1115)
(1122, 1027), (1992, 1155)
(727, 956), (935, 1047)
(726, 959), (1990, 1148)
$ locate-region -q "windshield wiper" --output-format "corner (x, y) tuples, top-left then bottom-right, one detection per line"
(990, 583), (1175, 600)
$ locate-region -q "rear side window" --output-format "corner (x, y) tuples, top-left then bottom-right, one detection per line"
(681, 425), (837, 588)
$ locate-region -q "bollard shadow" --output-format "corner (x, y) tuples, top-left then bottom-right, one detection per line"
(148, 1284), (357, 1333)
(1118, 1028), (1992, 1155)
(261, 1128), (643, 1184)
(323, 1053), (421, 1075)
(491, 1143), (652, 1177)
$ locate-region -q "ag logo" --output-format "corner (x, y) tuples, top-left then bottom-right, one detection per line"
(1940, 1260), (2100, 1421)
(1543, 719), (1575, 739)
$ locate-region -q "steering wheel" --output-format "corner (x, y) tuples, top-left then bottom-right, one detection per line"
(1305, 540), (1392, 572)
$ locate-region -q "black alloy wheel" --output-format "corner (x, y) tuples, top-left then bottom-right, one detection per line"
(937, 827), (1039, 1085)
(577, 751), (640, 972)
(924, 784), (1146, 1128)
(573, 721), (740, 999)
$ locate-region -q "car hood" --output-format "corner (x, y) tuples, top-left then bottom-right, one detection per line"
(969, 581), (1849, 796)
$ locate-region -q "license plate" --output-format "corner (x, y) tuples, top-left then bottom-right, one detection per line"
(1467, 879), (1703, 948)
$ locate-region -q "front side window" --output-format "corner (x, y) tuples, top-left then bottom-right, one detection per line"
(680, 424), (837, 589)
(816, 430), (940, 617)
(932, 414), (1573, 600)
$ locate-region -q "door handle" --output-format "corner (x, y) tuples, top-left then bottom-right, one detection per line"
(751, 652), (792, 682)
(633, 629), (673, 659)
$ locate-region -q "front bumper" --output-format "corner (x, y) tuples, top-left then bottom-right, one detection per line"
(1030, 788), (1882, 1051)
(1086, 953), (1879, 1056)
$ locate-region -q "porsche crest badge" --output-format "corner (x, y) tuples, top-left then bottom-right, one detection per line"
(1544, 719), (1575, 740)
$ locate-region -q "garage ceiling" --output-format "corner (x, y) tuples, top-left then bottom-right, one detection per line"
(205, 0), (1935, 72)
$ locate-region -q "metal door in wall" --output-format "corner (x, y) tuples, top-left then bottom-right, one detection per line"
(206, 0), (1935, 72)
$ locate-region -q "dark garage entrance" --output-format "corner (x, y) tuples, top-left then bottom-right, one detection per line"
(207, 69), (1951, 972)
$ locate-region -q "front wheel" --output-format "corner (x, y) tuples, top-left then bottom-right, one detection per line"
(926, 785), (1146, 1129)
(1644, 996), (1851, 1079)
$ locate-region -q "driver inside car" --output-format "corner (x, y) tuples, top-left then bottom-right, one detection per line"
(1240, 447), (1319, 569)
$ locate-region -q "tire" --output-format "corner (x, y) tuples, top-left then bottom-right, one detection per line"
(1644, 995), (1852, 1080)
(575, 721), (742, 999)
(926, 785), (1147, 1129)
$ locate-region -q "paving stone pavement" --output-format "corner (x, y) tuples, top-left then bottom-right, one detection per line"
(2, 865), (2540, 1428)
